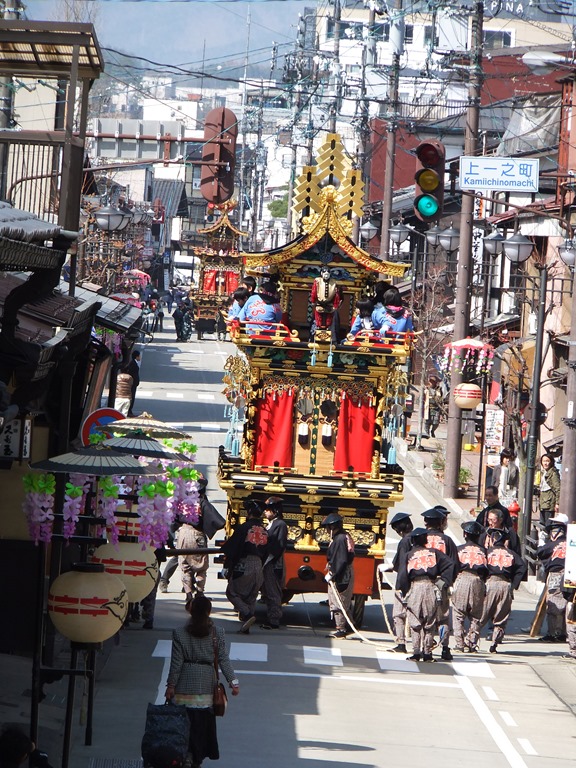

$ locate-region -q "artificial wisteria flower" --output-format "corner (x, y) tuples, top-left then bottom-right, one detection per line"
(22, 473), (56, 544)
(137, 480), (175, 549)
(97, 476), (121, 545)
(62, 473), (91, 540)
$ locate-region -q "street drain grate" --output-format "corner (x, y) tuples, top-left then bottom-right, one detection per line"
(88, 760), (142, 768)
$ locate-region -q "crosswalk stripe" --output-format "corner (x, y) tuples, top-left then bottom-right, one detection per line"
(229, 642), (268, 662)
(303, 646), (343, 666)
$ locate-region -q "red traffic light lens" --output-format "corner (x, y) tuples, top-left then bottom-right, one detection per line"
(415, 143), (443, 167)
(207, 202), (215, 210)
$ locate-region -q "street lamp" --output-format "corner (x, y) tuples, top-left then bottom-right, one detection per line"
(360, 219), (378, 244)
(388, 221), (410, 261)
(438, 225), (460, 254)
(425, 224), (443, 248)
(557, 236), (576, 524)
(483, 229), (505, 256)
(503, 229), (539, 554)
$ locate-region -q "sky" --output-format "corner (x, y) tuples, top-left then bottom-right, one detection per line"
(25, 0), (309, 71)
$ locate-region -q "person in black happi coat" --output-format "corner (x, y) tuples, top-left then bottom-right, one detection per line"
(322, 512), (355, 638)
(452, 520), (488, 653)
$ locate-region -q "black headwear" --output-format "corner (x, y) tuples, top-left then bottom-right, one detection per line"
(390, 512), (411, 527)
(321, 512), (343, 527)
(264, 496), (283, 514)
(244, 499), (262, 517)
(422, 507), (447, 521)
(461, 521), (484, 537)
(487, 527), (507, 544)
(410, 527), (429, 542)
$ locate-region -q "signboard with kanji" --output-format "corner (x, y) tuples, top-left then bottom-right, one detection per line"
(459, 156), (539, 192)
(565, 523), (576, 588)
(1, 418), (31, 460)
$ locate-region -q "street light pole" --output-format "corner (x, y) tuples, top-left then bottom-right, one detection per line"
(557, 238), (576, 523)
(443, 0), (484, 498)
(521, 263), (548, 552)
(501, 228), (540, 553)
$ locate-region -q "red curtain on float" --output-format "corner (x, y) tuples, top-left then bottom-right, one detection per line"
(225, 271), (239, 294)
(254, 390), (294, 468)
(203, 270), (217, 293)
(334, 396), (376, 473)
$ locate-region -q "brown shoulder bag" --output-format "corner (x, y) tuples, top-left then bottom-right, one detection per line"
(212, 629), (228, 717)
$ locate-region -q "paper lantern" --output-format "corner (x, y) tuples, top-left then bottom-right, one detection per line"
(48, 563), (128, 643)
(453, 383), (482, 409)
(91, 542), (159, 602)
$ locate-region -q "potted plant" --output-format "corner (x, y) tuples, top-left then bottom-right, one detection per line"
(458, 466), (473, 493)
(431, 446), (445, 480)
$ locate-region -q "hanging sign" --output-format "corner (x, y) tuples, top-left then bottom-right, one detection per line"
(459, 156), (539, 192)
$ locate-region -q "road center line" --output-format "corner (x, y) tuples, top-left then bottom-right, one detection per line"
(499, 711), (517, 727)
(482, 685), (499, 701)
(517, 739), (537, 756)
(455, 676), (528, 768)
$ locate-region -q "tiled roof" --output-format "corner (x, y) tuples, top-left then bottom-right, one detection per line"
(0, 202), (63, 241)
(151, 179), (188, 219)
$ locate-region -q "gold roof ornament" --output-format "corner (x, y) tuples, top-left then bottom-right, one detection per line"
(292, 134), (365, 233)
(198, 199), (249, 237)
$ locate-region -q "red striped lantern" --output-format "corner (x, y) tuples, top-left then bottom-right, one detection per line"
(91, 542), (159, 602)
(48, 563), (128, 643)
(453, 383), (483, 409)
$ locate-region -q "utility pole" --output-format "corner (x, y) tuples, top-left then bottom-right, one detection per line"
(443, 1), (484, 498)
(286, 15), (306, 240)
(328, 0), (342, 133)
(352, 5), (376, 245)
(559, 258), (576, 523)
(379, 0), (404, 260)
(237, 7), (251, 250)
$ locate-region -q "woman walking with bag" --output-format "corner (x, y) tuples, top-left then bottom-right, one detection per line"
(165, 594), (239, 768)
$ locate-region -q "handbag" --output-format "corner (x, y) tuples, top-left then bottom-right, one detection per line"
(212, 629), (228, 717)
(141, 701), (190, 765)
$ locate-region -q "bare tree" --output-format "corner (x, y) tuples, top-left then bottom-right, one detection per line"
(411, 263), (453, 448)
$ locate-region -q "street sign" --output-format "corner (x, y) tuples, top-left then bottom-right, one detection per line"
(81, 408), (125, 446)
(459, 156), (539, 192)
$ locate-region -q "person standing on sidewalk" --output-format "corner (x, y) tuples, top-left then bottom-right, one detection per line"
(537, 514), (569, 642)
(451, 521), (488, 653)
(479, 528), (527, 653)
(221, 499), (268, 634)
(321, 512), (355, 639)
(260, 496), (288, 630)
(476, 485), (514, 529)
(539, 454), (561, 532)
(126, 349), (141, 416)
(423, 375), (444, 438)
(396, 527), (454, 662)
(114, 368), (134, 416)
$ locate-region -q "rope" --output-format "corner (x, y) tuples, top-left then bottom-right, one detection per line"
(327, 581), (394, 651)
(376, 568), (396, 637)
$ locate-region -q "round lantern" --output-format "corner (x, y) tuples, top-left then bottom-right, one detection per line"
(90, 542), (159, 602)
(48, 563), (128, 643)
(453, 383), (483, 409)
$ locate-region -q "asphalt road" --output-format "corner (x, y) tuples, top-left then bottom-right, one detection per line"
(68, 320), (576, 768)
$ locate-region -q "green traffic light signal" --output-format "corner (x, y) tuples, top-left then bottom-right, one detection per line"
(414, 194), (440, 218)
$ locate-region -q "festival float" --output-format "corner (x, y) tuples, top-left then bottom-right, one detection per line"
(191, 200), (247, 338)
(217, 134), (414, 624)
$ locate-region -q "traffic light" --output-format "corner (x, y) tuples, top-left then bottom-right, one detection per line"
(413, 140), (445, 222)
(206, 202), (216, 223)
(201, 107), (238, 205)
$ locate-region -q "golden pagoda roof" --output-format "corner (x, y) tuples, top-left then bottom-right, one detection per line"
(198, 199), (249, 238)
(242, 133), (409, 278)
